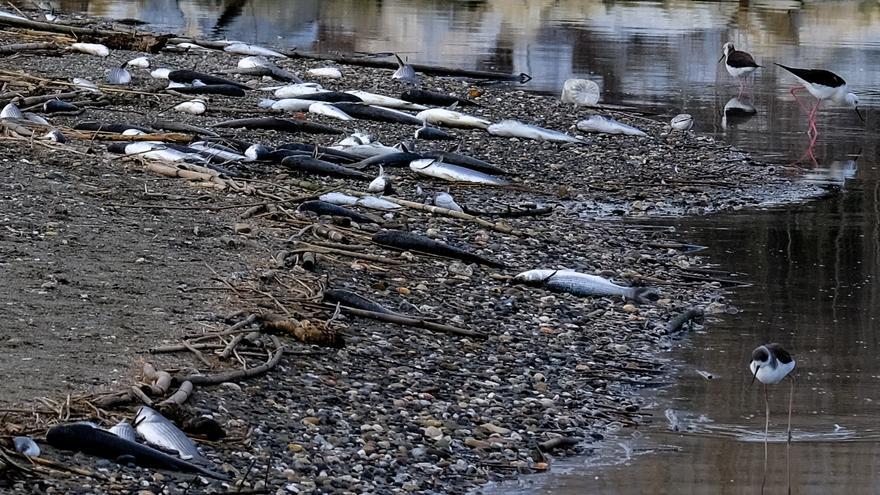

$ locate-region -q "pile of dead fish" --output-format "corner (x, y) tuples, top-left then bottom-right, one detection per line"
(40, 406), (229, 480)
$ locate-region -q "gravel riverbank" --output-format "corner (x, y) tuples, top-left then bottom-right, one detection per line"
(0, 11), (823, 494)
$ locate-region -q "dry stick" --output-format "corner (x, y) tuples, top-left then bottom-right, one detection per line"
(220, 333), (248, 359)
(158, 381), (193, 407)
(0, 41), (56, 54)
(290, 241), (404, 265)
(150, 342), (225, 353)
(333, 304), (487, 340)
(182, 336), (285, 386)
(129, 385), (153, 406)
(182, 340), (213, 368)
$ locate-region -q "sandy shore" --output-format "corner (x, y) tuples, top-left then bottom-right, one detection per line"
(0, 11), (823, 494)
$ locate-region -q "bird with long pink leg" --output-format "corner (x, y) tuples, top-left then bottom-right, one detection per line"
(776, 63), (863, 140)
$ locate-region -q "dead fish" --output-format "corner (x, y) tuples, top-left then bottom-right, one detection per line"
(414, 123), (454, 141)
(173, 84), (246, 97)
(13, 436), (40, 457)
(307, 67), (342, 79)
(318, 191), (359, 206)
(72, 77), (100, 93)
(70, 42), (109, 57)
(135, 406), (201, 460)
(298, 200), (381, 224)
(238, 56), (302, 82)
(42, 129), (65, 143)
(333, 142), (400, 158)
(561, 78), (600, 107)
(336, 131), (375, 146)
(271, 98), (319, 113)
(224, 42), (286, 58)
(323, 289), (397, 314)
(168, 70), (250, 89)
(487, 120), (585, 143)
(373, 230), (503, 267)
(108, 421), (137, 443)
(418, 151), (507, 175)
(367, 165), (390, 193)
(46, 423), (229, 480)
(296, 91), (363, 104)
(576, 115), (647, 136)
(355, 195), (400, 210)
(434, 191), (462, 212)
(400, 89), (479, 107)
(417, 108), (491, 129)
(392, 54), (419, 85)
(22, 112), (50, 125)
(513, 269), (660, 304)
(42, 100), (79, 113)
(309, 102), (354, 121)
(344, 90), (426, 110)
(281, 155), (372, 181)
(331, 102), (422, 126)
(173, 99), (207, 115)
(0, 103), (22, 119)
(276, 142), (360, 164)
(348, 149), (425, 169)
(211, 117), (343, 135)
(107, 67), (132, 85)
(126, 56), (150, 68)
(273, 83), (327, 99)
(409, 158), (509, 186)
(150, 68), (171, 79)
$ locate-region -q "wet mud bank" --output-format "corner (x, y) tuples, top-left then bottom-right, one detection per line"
(0, 9), (825, 494)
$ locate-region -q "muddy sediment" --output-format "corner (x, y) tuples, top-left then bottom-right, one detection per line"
(0, 11), (822, 494)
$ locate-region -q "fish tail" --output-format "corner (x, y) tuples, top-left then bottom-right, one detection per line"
(631, 287), (660, 305)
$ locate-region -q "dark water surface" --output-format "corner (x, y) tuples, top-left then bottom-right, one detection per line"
(50, 0), (880, 492)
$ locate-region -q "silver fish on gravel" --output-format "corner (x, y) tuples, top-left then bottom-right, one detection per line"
(409, 159), (509, 186)
(434, 191), (463, 212)
(488, 119), (585, 143)
(73, 77), (100, 93)
(107, 67), (132, 85)
(0, 103), (22, 119)
(514, 269), (660, 304)
(13, 436), (40, 457)
(135, 406), (202, 460)
(108, 420), (137, 442)
(417, 108), (491, 129)
(367, 165), (389, 193)
(224, 42), (285, 58)
(392, 54), (419, 85)
(576, 115), (647, 136)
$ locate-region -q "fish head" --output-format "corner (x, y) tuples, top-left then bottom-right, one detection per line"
(632, 287), (660, 305)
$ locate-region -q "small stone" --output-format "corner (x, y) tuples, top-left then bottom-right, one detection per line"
(397, 287), (411, 296)
(423, 426), (442, 439)
(234, 222), (252, 234)
(288, 443), (304, 452)
(622, 304), (638, 313)
(465, 438), (490, 449)
(302, 416), (320, 426)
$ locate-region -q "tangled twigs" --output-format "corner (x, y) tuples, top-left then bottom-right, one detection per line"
(329, 304), (488, 340)
(182, 336), (285, 386)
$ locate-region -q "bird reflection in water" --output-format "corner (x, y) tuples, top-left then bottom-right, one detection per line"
(722, 97), (757, 130)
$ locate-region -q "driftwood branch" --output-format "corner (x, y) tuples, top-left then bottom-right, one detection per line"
(332, 304), (487, 340)
(158, 381), (193, 407)
(182, 336), (285, 385)
(0, 42), (56, 54)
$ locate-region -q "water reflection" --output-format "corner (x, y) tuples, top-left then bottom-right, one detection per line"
(722, 97), (758, 129)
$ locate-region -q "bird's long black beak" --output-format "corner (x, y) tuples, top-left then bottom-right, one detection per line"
(717, 53), (725, 64)
(750, 365), (759, 386)
(855, 106), (865, 122)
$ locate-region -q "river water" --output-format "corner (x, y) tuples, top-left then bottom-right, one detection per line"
(48, 0), (880, 492)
